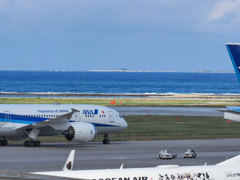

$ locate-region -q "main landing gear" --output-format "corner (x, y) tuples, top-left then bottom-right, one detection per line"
(24, 139), (41, 147)
(0, 138), (8, 146)
(24, 128), (41, 147)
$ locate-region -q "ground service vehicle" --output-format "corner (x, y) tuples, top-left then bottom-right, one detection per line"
(184, 149), (197, 158)
(157, 150), (177, 159)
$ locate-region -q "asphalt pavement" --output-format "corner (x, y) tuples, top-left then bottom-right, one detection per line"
(111, 106), (224, 116)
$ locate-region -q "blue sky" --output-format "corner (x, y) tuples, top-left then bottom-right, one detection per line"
(1, 0), (240, 71)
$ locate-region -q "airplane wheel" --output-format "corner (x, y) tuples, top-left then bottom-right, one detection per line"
(24, 140), (40, 147)
(0, 139), (8, 146)
(24, 140), (29, 147)
(28, 141), (35, 147)
(103, 139), (110, 144)
(2, 139), (8, 146)
(35, 140), (41, 147)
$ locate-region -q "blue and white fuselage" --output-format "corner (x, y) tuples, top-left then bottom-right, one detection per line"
(0, 104), (127, 146)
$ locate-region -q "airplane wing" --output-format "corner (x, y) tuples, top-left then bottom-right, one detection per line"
(217, 106), (240, 122)
(217, 154), (240, 166)
(217, 106), (240, 114)
(14, 108), (80, 131)
(217, 109), (240, 115)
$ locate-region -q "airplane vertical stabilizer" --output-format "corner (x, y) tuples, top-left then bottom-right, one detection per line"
(62, 150), (75, 171)
(226, 43), (240, 83)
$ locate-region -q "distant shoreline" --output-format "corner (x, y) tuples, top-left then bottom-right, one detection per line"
(0, 69), (234, 73)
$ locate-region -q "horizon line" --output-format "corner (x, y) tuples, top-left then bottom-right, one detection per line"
(0, 69), (235, 73)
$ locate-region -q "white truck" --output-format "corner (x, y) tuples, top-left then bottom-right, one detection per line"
(157, 150), (177, 159)
(183, 149), (197, 158)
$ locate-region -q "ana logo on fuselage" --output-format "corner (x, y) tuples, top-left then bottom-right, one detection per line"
(83, 109), (98, 115)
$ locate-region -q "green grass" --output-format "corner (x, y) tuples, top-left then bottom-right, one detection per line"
(9, 115), (240, 144)
(1, 97), (240, 107)
(113, 115), (240, 141)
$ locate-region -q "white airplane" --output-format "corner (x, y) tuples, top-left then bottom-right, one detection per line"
(33, 150), (240, 180)
(218, 43), (240, 121)
(0, 104), (127, 147)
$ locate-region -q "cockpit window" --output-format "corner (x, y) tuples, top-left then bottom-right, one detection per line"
(119, 114), (122, 118)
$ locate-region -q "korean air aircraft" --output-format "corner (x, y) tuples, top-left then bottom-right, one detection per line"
(33, 150), (240, 180)
(219, 43), (240, 121)
(0, 104), (127, 147)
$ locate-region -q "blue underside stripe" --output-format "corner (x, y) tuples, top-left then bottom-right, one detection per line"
(92, 123), (119, 127)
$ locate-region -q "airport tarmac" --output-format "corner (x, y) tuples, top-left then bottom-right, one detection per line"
(0, 107), (232, 179)
(111, 107), (224, 116)
(0, 139), (239, 174)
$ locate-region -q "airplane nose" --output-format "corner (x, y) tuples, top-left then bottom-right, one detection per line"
(122, 118), (128, 129)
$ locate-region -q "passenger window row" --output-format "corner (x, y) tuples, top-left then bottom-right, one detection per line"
(0, 114), (61, 118)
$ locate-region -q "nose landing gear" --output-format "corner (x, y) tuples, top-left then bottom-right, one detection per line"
(103, 139), (110, 144)
(103, 134), (113, 144)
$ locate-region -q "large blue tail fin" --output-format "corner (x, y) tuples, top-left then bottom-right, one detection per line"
(226, 43), (240, 83)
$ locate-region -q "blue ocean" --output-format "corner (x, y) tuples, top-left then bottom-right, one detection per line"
(0, 71), (239, 95)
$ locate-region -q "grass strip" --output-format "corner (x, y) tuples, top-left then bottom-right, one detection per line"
(1, 97), (240, 107)
(9, 115), (240, 144)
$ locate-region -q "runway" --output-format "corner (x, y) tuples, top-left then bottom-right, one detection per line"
(111, 107), (224, 116)
(0, 139), (239, 174)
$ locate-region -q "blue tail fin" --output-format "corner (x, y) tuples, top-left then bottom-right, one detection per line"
(226, 43), (240, 83)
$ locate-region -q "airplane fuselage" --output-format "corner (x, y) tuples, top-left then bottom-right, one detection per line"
(35, 165), (240, 180)
(0, 104), (127, 141)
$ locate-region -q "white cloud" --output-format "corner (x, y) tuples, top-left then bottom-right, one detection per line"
(207, 0), (240, 22)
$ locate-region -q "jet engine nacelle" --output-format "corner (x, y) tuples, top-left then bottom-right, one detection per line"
(64, 122), (97, 143)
